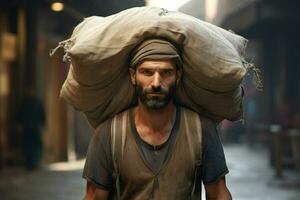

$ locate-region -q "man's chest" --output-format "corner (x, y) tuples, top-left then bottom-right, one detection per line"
(135, 126), (172, 147)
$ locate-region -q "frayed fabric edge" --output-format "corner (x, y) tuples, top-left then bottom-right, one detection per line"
(49, 38), (74, 62)
(242, 59), (263, 91)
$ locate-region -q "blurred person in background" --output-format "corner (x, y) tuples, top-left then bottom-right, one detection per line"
(276, 99), (293, 129)
(16, 86), (46, 170)
(292, 113), (300, 129)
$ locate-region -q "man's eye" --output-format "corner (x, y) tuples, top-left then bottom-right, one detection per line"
(141, 70), (152, 75)
(162, 70), (173, 76)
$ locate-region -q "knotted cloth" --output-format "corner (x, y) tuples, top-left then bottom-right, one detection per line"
(130, 38), (182, 69)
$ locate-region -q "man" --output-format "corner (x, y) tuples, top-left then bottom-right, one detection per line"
(82, 39), (232, 199)
(16, 86), (46, 170)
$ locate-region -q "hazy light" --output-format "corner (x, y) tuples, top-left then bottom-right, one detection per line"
(45, 159), (85, 171)
(205, 0), (219, 21)
(51, 2), (64, 12)
(0, 73), (9, 96)
(146, 0), (190, 11)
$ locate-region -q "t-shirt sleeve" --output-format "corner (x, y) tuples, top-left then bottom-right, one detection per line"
(200, 117), (229, 185)
(82, 119), (114, 190)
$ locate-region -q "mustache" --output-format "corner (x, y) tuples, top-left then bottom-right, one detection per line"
(143, 86), (169, 94)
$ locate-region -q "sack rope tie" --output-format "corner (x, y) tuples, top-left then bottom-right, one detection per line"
(49, 38), (74, 62)
(243, 59), (263, 91)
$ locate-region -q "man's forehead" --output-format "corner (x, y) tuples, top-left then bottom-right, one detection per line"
(138, 60), (176, 69)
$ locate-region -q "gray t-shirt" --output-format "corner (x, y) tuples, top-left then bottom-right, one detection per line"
(83, 107), (228, 191)
(129, 107), (180, 174)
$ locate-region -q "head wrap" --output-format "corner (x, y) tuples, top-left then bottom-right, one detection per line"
(130, 38), (182, 69)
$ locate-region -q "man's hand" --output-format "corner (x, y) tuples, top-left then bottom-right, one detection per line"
(204, 177), (232, 200)
(83, 181), (109, 200)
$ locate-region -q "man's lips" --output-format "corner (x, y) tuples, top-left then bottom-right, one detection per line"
(146, 93), (165, 97)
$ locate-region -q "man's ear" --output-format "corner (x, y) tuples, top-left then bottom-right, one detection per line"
(176, 68), (182, 85)
(129, 68), (136, 85)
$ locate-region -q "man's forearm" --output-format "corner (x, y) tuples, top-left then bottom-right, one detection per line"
(205, 177), (232, 200)
(206, 189), (232, 200)
(83, 181), (109, 200)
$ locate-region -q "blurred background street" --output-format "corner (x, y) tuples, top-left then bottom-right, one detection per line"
(0, 0), (300, 199)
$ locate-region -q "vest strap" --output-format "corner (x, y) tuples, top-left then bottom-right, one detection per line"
(182, 108), (202, 199)
(111, 111), (128, 200)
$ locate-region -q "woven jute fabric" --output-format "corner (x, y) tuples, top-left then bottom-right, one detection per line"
(53, 7), (248, 128)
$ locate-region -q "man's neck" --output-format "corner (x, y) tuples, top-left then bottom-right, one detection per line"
(134, 102), (176, 134)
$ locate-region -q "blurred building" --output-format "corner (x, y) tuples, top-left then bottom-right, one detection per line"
(179, 0), (300, 141)
(0, 0), (145, 169)
(179, 0), (205, 19)
(216, 0), (300, 123)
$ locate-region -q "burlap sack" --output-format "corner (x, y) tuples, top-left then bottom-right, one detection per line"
(52, 6), (248, 128)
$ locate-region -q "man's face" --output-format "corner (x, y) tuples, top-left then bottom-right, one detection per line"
(130, 60), (181, 109)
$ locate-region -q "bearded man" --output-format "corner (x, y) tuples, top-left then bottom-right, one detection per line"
(82, 39), (232, 200)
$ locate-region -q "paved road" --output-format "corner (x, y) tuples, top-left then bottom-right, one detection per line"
(0, 144), (299, 200)
(0, 161), (86, 200)
(225, 145), (300, 200)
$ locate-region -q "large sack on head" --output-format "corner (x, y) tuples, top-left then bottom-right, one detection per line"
(52, 6), (248, 128)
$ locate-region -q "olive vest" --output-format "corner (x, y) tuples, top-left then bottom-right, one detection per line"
(111, 107), (203, 200)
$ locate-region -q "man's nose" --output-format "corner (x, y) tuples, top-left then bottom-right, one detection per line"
(151, 72), (162, 89)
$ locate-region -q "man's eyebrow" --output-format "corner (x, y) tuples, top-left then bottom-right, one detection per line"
(138, 67), (154, 70)
(139, 66), (175, 70)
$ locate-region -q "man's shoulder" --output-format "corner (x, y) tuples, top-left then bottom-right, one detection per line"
(94, 108), (132, 138)
(95, 118), (112, 132)
(180, 106), (216, 126)
(93, 118), (113, 142)
(200, 116), (217, 128)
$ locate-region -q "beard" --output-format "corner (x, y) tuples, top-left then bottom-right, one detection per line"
(136, 82), (176, 110)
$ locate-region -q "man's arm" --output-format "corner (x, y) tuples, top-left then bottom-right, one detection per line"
(200, 117), (231, 199)
(82, 120), (114, 200)
(83, 181), (109, 200)
(205, 177), (232, 200)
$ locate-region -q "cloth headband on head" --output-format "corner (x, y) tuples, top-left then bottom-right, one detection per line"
(130, 38), (182, 68)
